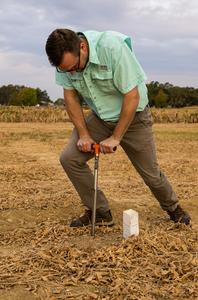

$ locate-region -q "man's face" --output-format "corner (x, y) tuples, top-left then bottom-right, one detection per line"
(57, 41), (88, 74)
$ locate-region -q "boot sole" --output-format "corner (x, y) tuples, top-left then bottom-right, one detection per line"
(95, 220), (114, 227)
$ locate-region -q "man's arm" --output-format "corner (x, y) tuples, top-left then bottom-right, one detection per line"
(99, 87), (139, 153)
(64, 89), (95, 152)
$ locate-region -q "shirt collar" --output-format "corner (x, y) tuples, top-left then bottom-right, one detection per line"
(77, 31), (100, 65)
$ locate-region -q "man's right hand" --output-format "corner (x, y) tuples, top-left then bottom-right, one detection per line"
(77, 136), (96, 152)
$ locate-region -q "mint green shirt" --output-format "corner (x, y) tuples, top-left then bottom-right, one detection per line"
(56, 30), (149, 122)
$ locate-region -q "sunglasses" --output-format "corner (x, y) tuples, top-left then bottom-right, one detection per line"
(56, 47), (81, 73)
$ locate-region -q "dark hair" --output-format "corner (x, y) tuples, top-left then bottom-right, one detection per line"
(45, 29), (80, 66)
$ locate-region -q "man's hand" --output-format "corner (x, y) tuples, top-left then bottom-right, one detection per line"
(100, 136), (120, 154)
(77, 135), (96, 152)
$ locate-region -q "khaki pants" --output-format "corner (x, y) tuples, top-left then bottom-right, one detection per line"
(60, 107), (178, 212)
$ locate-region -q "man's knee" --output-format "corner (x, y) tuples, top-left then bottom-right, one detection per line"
(60, 150), (67, 168)
(59, 148), (75, 169)
(59, 147), (91, 170)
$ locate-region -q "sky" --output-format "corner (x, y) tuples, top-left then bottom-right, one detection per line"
(0, 0), (198, 101)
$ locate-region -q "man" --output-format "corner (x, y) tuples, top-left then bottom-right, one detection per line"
(45, 29), (191, 227)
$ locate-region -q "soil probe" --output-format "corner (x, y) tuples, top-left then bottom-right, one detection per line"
(91, 144), (116, 237)
(91, 144), (100, 237)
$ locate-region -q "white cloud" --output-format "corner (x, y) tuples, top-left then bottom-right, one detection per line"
(0, 0), (197, 100)
(149, 72), (198, 89)
(128, 0), (198, 17)
(0, 51), (60, 100)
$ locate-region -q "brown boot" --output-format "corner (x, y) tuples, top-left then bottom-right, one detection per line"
(167, 205), (191, 225)
(70, 209), (114, 227)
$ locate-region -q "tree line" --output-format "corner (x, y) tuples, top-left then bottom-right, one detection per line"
(0, 82), (198, 107)
(147, 81), (198, 108)
(0, 85), (52, 106)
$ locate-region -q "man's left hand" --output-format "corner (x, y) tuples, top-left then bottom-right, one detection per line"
(100, 136), (120, 154)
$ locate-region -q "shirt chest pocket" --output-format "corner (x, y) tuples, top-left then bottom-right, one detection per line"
(91, 71), (115, 93)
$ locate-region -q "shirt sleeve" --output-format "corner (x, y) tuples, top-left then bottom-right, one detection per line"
(55, 70), (74, 90)
(112, 40), (147, 94)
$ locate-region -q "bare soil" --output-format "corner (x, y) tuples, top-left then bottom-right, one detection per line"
(0, 122), (197, 300)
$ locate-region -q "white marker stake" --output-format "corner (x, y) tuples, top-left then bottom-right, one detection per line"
(123, 209), (139, 239)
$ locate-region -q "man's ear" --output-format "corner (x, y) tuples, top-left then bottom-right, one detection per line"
(80, 40), (87, 51)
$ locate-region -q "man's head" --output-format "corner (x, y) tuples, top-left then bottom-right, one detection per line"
(45, 29), (89, 73)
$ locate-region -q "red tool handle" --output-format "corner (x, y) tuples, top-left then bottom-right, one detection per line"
(91, 143), (117, 154)
(91, 143), (101, 155)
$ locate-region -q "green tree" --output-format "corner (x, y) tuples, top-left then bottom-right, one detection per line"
(36, 88), (52, 105)
(0, 85), (52, 106)
(10, 87), (38, 106)
(154, 89), (169, 108)
(54, 98), (65, 106)
(147, 81), (160, 106)
(0, 84), (24, 105)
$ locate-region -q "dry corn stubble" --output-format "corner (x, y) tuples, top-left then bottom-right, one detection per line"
(0, 106), (198, 123)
